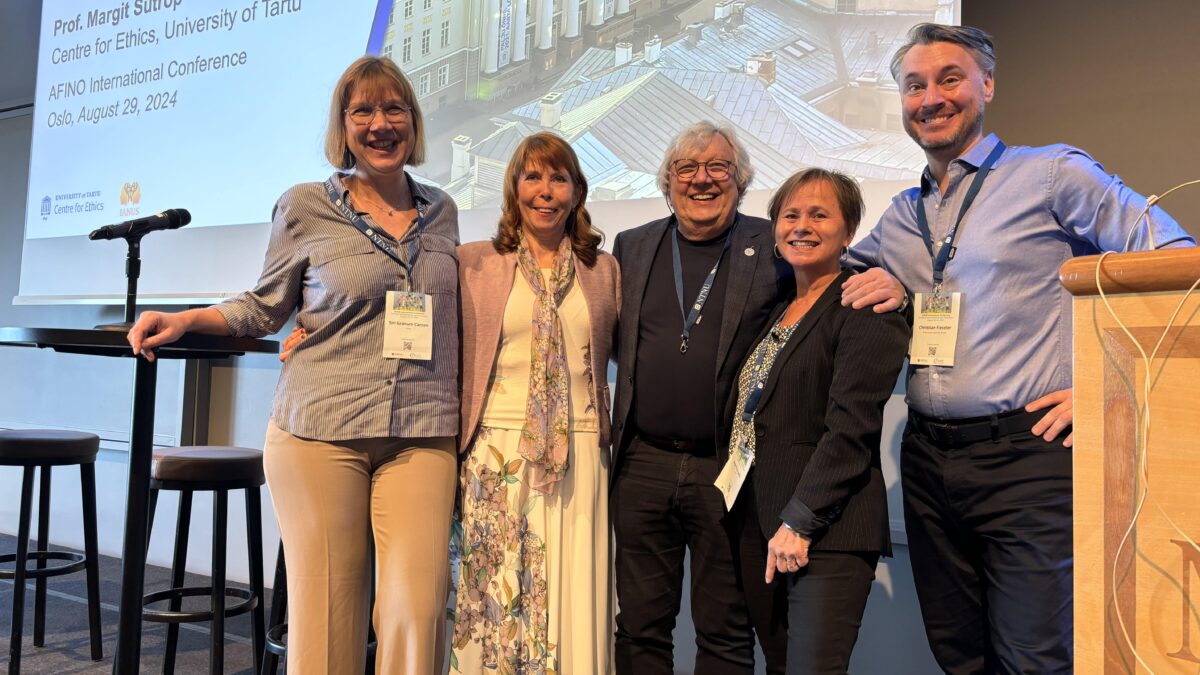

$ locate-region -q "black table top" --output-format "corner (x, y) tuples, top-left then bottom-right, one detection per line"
(0, 326), (278, 360)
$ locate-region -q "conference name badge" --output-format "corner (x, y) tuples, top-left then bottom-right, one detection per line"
(383, 290), (433, 360)
(715, 443), (753, 511)
(910, 291), (961, 367)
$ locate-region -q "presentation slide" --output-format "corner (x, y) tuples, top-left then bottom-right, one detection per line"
(21, 0), (954, 300)
(29, 0), (380, 239)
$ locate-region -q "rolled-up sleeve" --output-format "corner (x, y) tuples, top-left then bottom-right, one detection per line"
(215, 195), (305, 338)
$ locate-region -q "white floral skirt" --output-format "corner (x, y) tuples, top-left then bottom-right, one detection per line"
(451, 426), (613, 675)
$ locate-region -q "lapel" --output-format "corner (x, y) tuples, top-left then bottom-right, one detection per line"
(472, 251), (517, 379)
(716, 215), (764, 372)
(574, 255), (608, 345)
(621, 217), (671, 351)
(754, 270), (850, 413)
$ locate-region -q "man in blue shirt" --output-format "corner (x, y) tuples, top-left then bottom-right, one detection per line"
(841, 23), (1194, 674)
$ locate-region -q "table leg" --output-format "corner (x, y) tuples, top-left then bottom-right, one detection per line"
(113, 356), (158, 674)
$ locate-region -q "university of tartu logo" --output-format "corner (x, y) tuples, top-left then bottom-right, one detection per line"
(40, 196), (51, 219)
(119, 181), (141, 217)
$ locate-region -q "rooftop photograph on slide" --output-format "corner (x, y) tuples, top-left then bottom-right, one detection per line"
(27, 0), (954, 242)
(393, 0), (953, 210)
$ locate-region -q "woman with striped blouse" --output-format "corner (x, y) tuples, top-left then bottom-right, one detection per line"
(128, 56), (460, 674)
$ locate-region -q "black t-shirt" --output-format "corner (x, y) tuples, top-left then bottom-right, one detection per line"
(633, 226), (730, 450)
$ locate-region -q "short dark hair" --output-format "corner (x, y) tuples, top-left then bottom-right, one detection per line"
(493, 132), (603, 267)
(890, 23), (996, 81)
(767, 168), (864, 241)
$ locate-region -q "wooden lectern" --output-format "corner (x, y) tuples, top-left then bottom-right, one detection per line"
(1061, 247), (1200, 674)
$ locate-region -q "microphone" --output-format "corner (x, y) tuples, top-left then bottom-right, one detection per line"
(88, 209), (192, 240)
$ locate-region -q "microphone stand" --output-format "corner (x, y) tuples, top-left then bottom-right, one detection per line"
(95, 234), (143, 331)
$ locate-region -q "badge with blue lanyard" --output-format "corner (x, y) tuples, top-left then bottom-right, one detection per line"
(672, 216), (735, 353)
(715, 317), (785, 510)
(324, 176), (434, 360)
(909, 142), (1005, 367)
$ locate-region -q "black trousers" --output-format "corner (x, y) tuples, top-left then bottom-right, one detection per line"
(902, 423), (1074, 674)
(739, 485), (878, 675)
(611, 438), (755, 675)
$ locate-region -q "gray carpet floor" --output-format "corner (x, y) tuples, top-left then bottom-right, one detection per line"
(1, 533), (271, 674)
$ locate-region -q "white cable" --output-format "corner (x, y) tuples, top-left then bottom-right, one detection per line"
(1122, 179), (1200, 252)
(1096, 250), (1200, 675)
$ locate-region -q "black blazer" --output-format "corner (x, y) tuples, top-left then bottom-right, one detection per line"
(727, 269), (909, 555)
(611, 214), (791, 471)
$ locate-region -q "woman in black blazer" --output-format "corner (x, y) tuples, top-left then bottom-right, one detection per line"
(719, 168), (909, 674)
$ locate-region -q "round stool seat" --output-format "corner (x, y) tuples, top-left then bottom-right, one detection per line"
(152, 446), (264, 487)
(0, 430), (99, 464)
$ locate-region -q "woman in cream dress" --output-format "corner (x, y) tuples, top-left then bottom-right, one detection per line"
(453, 132), (619, 674)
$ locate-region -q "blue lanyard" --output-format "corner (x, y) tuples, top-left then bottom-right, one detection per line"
(671, 217), (735, 354)
(915, 141), (1006, 291)
(740, 316), (788, 423)
(323, 176), (426, 289)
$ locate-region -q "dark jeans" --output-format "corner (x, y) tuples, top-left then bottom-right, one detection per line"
(739, 485), (877, 675)
(611, 438), (755, 675)
(902, 424), (1074, 674)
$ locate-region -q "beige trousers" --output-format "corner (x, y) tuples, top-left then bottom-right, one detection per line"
(264, 421), (456, 675)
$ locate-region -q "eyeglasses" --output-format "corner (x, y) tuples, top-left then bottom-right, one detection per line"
(671, 159), (736, 181)
(344, 103), (412, 125)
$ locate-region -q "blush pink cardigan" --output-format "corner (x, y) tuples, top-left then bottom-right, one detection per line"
(457, 240), (621, 453)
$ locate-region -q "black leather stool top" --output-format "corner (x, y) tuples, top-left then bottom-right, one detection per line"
(152, 446), (265, 486)
(0, 429), (100, 464)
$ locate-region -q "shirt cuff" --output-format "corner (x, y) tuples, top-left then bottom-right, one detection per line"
(778, 497), (825, 539)
(212, 301), (252, 338)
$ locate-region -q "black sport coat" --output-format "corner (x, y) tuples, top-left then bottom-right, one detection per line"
(726, 269), (909, 554)
(610, 214), (790, 472)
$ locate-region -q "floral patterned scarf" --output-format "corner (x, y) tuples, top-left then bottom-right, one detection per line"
(516, 232), (576, 494)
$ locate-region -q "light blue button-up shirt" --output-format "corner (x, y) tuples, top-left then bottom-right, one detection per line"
(216, 174), (461, 441)
(848, 134), (1195, 419)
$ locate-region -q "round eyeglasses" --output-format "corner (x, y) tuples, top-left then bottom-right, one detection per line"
(671, 159), (737, 181)
(344, 103), (412, 125)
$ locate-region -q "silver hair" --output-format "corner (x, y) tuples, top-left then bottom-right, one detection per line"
(656, 121), (755, 204)
(890, 23), (996, 81)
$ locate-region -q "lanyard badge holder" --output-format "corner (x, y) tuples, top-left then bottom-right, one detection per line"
(910, 142), (1005, 367)
(672, 217), (735, 353)
(715, 320), (780, 510)
(324, 177), (434, 360)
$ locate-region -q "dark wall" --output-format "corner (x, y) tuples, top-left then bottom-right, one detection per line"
(965, 0), (1200, 238)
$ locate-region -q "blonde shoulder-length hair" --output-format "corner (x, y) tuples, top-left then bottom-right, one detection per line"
(324, 56), (427, 169)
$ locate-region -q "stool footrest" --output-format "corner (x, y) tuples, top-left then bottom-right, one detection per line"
(141, 586), (258, 623)
(0, 551), (87, 579)
(265, 622), (288, 655)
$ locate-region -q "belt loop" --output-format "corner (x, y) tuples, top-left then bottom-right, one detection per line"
(989, 414), (1000, 442)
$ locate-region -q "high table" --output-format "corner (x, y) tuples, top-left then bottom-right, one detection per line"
(0, 327), (278, 674)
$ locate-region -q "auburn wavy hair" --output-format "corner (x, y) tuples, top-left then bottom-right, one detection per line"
(493, 132), (603, 266)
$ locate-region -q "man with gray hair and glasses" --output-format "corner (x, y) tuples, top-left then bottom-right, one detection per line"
(841, 22), (1194, 673)
(609, 121), (790, 673)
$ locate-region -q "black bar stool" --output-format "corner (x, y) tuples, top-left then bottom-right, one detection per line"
(0, 429), (103, 675)
(142, 446), (266, 675)
(260, 543), (286, 675)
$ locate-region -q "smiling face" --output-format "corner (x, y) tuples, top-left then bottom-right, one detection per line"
(899, 41), (994, 165)
(668, 133), (740, 240)
(517, 161), (580, 243)
(344, 83), (415, 180)
(774, 179), (853, 276)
